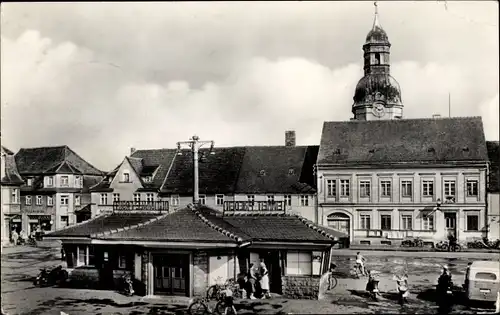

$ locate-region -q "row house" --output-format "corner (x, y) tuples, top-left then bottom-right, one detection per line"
(486, 141), (499, 241)
(316, 117), (490, 246)
(90, 132), (320, 223)
(12, 146), (104, 235)
(1, 146), (24, 245)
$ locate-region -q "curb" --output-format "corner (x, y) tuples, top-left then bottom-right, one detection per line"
(346, 246), (500, 253)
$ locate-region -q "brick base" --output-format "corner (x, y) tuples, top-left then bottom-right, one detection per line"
(281, 275), (320, 299)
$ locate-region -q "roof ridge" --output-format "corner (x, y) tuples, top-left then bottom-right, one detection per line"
(64, 146), (104, 175)
(159, 149), (180, 192)
(189, 204), (243, 243)
(91, 211), (172, 237)
(289, 212), (339, 241)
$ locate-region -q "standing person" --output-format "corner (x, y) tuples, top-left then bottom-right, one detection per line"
(221, 286), (238, 315)
(259, 258), (271, 299)
(11, 229), (19, 246)
(19, 230), (27, 245)
(355, 252), (367, 276)
(246, 263), (257, 299)
(464, 262), (472, 289)
(447, 232), (457, 252)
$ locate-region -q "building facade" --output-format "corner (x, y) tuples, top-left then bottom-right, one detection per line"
(486, 141), (499, 241)
(1, 146), (24, 245)
(14, 146), (103, 235)
(90, 132), (320, 223)
(315, 9), (490, 246)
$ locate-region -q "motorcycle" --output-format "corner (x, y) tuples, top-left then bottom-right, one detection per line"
(120, 273), (134, 296)
(394, 275), (410, 305)
(33, 265), (68, 287)
(366, 272), (381, 301)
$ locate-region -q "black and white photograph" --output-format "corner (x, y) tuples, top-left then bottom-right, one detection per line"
(1, 1), (499, 314)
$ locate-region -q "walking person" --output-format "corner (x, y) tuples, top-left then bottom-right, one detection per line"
(259, 258), (271, 299)
(355, 252), (367, 276)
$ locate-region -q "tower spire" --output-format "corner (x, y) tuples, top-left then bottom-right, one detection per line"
(373, 1), (381, 29)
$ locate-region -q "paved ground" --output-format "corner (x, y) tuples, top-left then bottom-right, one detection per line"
(1, 244), (499, 314)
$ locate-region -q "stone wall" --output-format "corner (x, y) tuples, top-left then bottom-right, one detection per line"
(281, 275), (320, 299)
(193, 251), (208, 297)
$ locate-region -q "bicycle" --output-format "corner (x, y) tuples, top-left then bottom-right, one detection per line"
(327, 273), (338, 290)
(206, 277), (240, 300)
(350, 264), (365, 279)
(188, 295), (234, 315)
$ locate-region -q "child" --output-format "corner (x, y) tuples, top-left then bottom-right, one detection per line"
(328, 263), (337, 290)
(355, 252), (367, 276)
(221, 286), (237, 315)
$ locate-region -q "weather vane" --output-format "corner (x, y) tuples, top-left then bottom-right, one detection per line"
(374, 1), (378, 14)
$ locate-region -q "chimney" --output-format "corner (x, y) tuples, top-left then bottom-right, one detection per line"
(285, 131), (296, 147)
(130, 147), (136, 156)
(432, 114), (441, 119)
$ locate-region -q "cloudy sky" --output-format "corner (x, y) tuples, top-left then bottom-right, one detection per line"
(1, 1), (498, 171)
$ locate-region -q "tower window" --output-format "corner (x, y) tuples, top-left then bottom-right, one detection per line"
(374, 53), (381, 65)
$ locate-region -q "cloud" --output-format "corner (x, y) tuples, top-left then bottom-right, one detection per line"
(1, 29), (499, 171)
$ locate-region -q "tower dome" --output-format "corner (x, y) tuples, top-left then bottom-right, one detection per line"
(352, 2), (404, 121)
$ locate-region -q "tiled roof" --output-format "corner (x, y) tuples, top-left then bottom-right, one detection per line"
(317, 117), (489, 166)
(100, 207), (238, 243)
(131, 149), (177, 189)
(234, 146), (317, 194)
(1, 155), (24, 185)
(46, 213), (162, 237)
(47, 205), (338, 245)
(15, 146), (103, 175)
(487, 141), (499, 193)
(1, 146), (14, 155)
(160, 147), (247, 195)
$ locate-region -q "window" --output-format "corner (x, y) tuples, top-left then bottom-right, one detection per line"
(112, 193), (120, 203)
(286, 251), (312, 276)
(247, 195), (255, 204)
(401, 181), (412, 197)
(61, 176), (69, 187)
(11, 189), (18, 204)
(118, 255), (127, 269)
(77, 245), (95, 267)
(284, 195), (292, 206)
(359, 180), (371, 197)
(100, 193), (108, 205)
(146, 193), (154, 202)
(288, 168), (295, 175)
(47, 176), (54, 187)
(36, 195), (43, 205)
(61, 195), (69, 205)
(340, 179), (350, 197)
(171, 195), (179, 206)
(401, 214), (413, 230)
(27, 178), (33, 186)
(133, 193), (141, 202)
(381, 180), (391, 197)
(143, 176), (152, 183)
(422, 213), (434, 230)
(300, 195), (309, 206)
(476, 273), (497, 280)
(216, 194), (224, 205)
(422, 180), (434, 197)
(267, 195), (275, 203)
(380, 214), (392, 230)
(123, 172), (130, 182)
(47, 196), (53, 206)
(199, 195), (206, 205)
(466, 180), (479, 197)
(61, 216), (69, 227)
(26, 196), (32, 205)
(360, 214), (371, 230)
(75, 176), (81, 187)
(75, 195), (81, 206)
(444, 180), (456, 197)
(466, 214), (479, 231)
(326, 179), (336, 197)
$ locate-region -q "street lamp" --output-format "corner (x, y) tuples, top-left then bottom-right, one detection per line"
(177, 135), (215, 204)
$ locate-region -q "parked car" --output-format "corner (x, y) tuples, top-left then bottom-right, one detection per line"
(463, 260), (500, 304)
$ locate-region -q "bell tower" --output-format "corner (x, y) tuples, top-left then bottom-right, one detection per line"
(352, 2), (404, 121)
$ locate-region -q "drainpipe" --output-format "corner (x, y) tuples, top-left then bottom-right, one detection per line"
(485, 163), (490, 240)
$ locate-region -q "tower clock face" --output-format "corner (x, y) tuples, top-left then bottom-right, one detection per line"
(372, 103), (386, 117)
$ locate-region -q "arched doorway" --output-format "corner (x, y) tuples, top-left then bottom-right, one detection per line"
(327, 212), (350, 237)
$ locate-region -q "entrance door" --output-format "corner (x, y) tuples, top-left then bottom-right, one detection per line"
(153, 254), (189, 296)
(327, 213), (350, 235)
(444, 212), (457, 238)
(261, 251), (282, 294)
